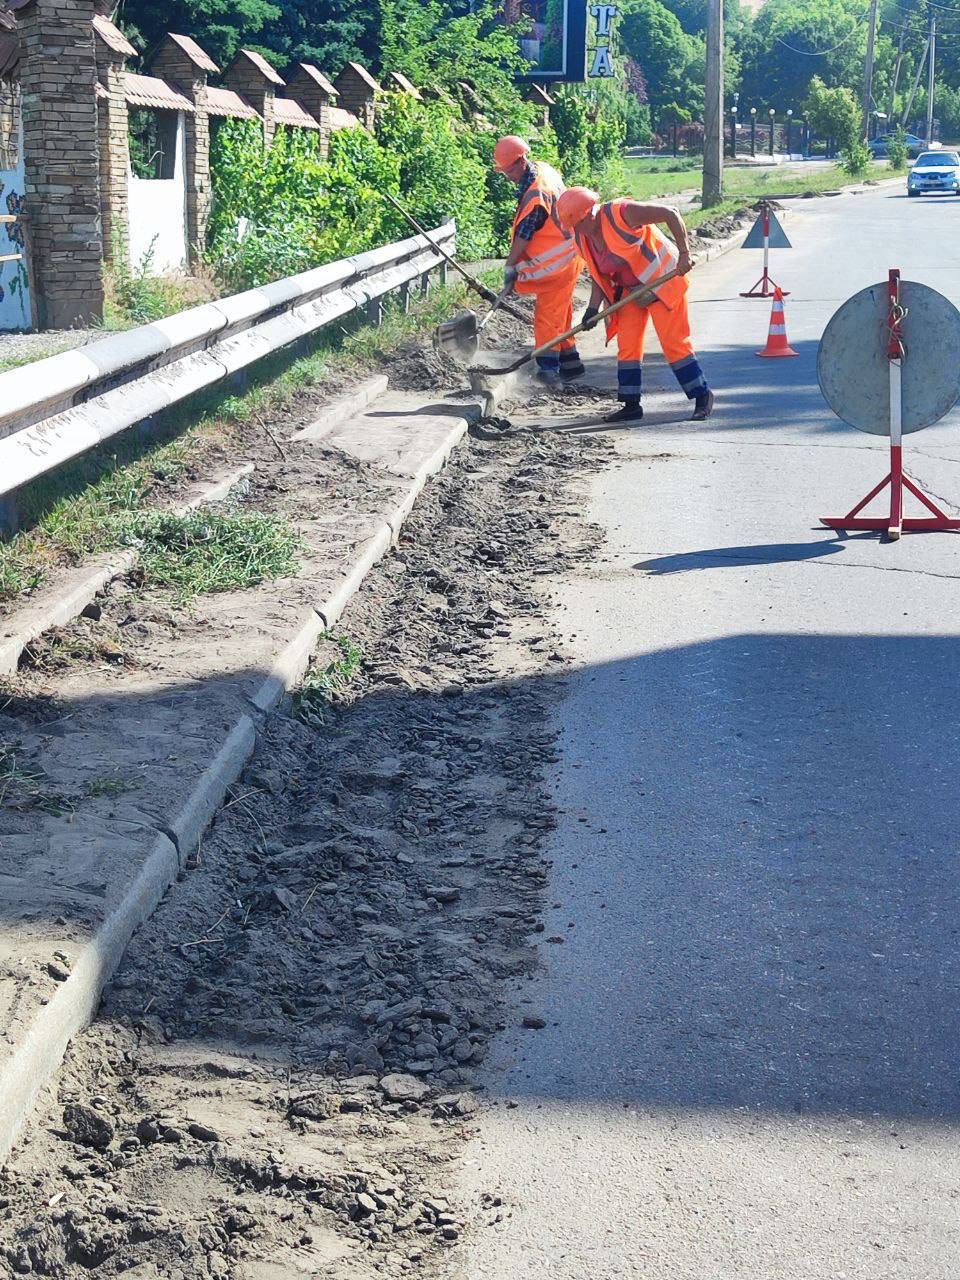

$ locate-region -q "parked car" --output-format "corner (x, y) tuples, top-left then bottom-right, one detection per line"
(907, 150), (960, 196)
(869, 132), (924, 158)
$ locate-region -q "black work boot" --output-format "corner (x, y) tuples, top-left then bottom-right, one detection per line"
(692, 389), (715, 421)
(606, 398), (644, 423)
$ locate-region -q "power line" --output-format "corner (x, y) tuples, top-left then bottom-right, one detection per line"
(773, 13), (871, 57)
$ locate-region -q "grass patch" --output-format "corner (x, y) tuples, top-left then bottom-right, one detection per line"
(294, 633), (362, 726)
(103, 245), (219, 330)
(623, 158), (898, 203)
(123, 508), (300, 601)
(0, 274), (481, 605)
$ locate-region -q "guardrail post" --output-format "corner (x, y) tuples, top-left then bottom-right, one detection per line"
(400, 281), (411, 315)
(367, 297), (384, 327)
(440, 262), (449, 286)
(0, 493), (19, 539)
(420, 270), (431, 297)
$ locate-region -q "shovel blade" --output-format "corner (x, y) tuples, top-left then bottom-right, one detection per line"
(435, 309), (481, 363)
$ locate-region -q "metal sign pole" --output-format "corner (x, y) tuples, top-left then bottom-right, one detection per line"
(762, 205), (771, 296)
(887, 269), (904, 539)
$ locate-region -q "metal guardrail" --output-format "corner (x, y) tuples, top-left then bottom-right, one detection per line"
(0, 220), (456, 504)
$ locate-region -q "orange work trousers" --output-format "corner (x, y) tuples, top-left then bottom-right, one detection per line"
(610, 290), (705, 400)
(515, 260), (582, 373)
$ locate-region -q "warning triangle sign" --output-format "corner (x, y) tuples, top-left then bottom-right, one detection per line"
(741, 209), (792, 250)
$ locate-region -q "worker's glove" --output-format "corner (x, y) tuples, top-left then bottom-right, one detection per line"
(503, 264), (518, 292)
(581, 305), (601, 330)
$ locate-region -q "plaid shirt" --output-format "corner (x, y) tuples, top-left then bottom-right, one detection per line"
(515, 162), (549, 241)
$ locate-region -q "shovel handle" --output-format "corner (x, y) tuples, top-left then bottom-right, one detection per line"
(383, 192), (528, 322)
(472, 266), (688, 376)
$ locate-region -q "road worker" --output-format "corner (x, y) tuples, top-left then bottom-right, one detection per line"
(493, 136), (585, 384)
(555, 186), (714, 423)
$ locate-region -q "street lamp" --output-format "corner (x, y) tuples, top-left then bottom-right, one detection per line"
(730, 105), (738, 159)
(750, 106), (757, 157)
(786, 107), (794, 155)
(769, 107), (776, 157)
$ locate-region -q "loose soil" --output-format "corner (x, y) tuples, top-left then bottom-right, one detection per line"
(0, 322), (612, 1278)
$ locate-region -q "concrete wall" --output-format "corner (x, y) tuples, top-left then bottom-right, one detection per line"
(127, 112), (188, 273)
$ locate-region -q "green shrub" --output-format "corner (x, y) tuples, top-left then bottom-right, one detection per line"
(840, 139), (870, 178)
(887, 125), (908, 171)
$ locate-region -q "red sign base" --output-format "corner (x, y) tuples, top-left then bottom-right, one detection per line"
(820, 444), (960, 539)
(741, 269), (789, 299)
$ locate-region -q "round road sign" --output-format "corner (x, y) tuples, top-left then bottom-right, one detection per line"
(817, 278), (960, 435)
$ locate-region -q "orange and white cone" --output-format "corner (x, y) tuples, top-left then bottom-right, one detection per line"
(756, 287), (799, 358)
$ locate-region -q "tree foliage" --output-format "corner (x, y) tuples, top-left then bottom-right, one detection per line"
(803, 75), (860, 149)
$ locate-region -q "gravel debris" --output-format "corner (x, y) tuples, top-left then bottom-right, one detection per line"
(0, 375), (611, 1278)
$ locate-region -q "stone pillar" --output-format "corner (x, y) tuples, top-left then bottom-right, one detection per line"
(333, 62), (380, 131)
(384, 71), (422, 101)
(19, 0), (104, 329)
(149, 34), (218, 264)
(224, 49), (282, 148)
(285, 63), (338, 156)
(93, 17), (134, 264)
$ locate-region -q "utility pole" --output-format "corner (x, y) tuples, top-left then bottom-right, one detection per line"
(887, 17), (908, 123)
(926, 10), (937, 145)
(902, 37), (930, 127)
(702, 0), (723, 208)
(861, 0), (878, 139)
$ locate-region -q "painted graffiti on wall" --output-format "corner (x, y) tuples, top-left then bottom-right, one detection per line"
(0, 135), (31, 331)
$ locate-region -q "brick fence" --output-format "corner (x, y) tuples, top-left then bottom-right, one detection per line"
(0, 1), (553, 331)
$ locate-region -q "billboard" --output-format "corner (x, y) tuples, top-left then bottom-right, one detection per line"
(509, 0), (588, 83)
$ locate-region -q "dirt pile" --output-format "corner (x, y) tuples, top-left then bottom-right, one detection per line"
(0, 422), (611, 1279)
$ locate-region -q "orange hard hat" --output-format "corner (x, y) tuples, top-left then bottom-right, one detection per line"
(556, 186), (599, 230)
(493, 135), (530, 172)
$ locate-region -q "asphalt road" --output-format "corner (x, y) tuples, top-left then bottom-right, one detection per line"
(461, 185), (960, 1278)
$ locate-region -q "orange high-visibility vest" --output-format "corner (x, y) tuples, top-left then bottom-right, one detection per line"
(513, 161), (580, 285)
(577, 199), (685, 316)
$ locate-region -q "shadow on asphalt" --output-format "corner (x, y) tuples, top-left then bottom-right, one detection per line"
(635, 538), (850, 571)
(481, 631), (960, 1120)
(6, 622), (960, 1122)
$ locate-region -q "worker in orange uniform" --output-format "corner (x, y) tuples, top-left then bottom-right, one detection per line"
(555, 186), (714, 423)
(493, 136), (585, 384)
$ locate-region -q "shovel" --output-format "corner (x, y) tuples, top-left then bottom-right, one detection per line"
(469, 266), (686, 377)
(435, 285), (515, 363)
(383, 192), (528, 323)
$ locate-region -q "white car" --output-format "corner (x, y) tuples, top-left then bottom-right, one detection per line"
(907, 150), (960, 196)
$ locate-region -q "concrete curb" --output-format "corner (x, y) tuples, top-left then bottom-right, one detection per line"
(0, 374), (516, 1165)
(0, 832), (180, 1163)
(289, 375), (390, 442)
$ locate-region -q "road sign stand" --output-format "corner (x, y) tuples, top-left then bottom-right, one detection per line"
(740, 202), (791, 298)
(820, 269), (960, 538)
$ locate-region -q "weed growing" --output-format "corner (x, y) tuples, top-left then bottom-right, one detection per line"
(294, 634), (362, 727)
(122, 508), (300, 602)
(0, 742), (71, 815)
(85, 773), (137, 798)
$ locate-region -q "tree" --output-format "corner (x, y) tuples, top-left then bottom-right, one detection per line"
(117, 0), (281, 65)
(619, 0), (704, 126)
(804, 75), (860, 149)
(738, 0), (891, 114)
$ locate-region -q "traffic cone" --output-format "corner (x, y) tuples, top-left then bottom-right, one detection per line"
(756, 287), (799, 358)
